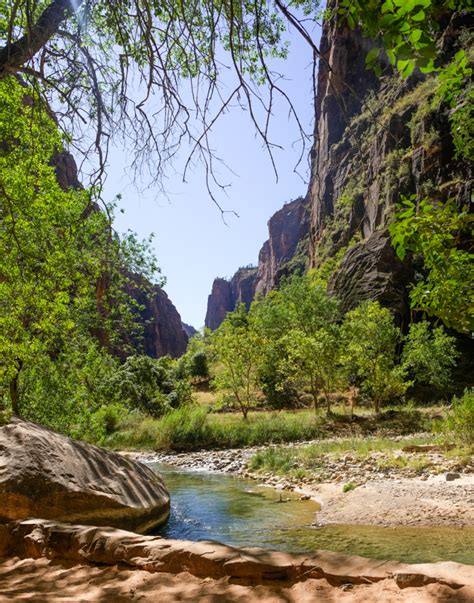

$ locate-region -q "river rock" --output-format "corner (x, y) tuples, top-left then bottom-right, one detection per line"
(0, 418), (170, 533)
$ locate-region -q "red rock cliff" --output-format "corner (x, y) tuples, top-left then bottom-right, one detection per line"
(205, 197), (309, 329)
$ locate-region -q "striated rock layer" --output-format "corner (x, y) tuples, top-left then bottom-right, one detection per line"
(0, 419), (170, 533)
(205, 7), (472, 334)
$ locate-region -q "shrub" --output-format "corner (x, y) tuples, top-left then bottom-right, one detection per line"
(445, 389), (474, 445)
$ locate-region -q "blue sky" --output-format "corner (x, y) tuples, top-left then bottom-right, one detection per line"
(105, 23), (322, 329)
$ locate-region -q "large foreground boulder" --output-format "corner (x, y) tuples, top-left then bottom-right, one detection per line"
(0, 418), (169, 533)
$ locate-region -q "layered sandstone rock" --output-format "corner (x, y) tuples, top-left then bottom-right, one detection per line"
(306, 5), (472, 320)
(254, 197), (309, 297)
(0, 419), (170, 533)
(327, 229), (414, 322)
(205, 267), (258, 330)
(1, 519), (473, 593)
(129, 280), (189, 358)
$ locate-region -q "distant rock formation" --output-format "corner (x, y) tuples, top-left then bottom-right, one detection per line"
(0, 418), (170, 533)
(205, 197), (309, 329)
(182, 323), (198, 338)
(254, 197), (309, 297)
(205, 267), (257, 331)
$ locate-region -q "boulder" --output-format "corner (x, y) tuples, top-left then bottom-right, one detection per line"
(0, 418), (169, 533)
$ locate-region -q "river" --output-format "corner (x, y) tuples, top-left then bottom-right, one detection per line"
(150, 463), (474, 565)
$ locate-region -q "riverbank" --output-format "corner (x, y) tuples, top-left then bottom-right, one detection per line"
(124, 435), (474, 529)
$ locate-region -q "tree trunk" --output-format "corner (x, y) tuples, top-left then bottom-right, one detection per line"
(374, 397), (380, 415)
(9, 372), (20, 416)
(324, 390), (331, 415)
(0, 0), (83, 78)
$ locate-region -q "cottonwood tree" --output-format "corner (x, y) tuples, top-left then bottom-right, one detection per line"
(212, 304), (261, 419)
(341, 301), (407, 414)
(0, 76), (158, 417)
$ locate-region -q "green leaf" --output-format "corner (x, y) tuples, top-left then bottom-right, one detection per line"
(412, 10), (426, 20)
(410, 29), (423, 44)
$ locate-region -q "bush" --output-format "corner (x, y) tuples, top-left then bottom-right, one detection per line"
(107, 355), (190, 417)
(445, 389), (474, 445)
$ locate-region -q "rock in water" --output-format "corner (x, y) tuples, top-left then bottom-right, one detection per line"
(0, 418), (169, 533)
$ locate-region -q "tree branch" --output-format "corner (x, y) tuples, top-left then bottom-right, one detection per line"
(0, 0), (82, 78)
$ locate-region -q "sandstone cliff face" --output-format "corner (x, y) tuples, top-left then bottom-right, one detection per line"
(205, 9), (471, 329)
(254, 197), (309, 297)
(307, 8), (472, 320)
(205, 267), (257, 330)
(130, 282), (189, 358)
(205, 197), (309, 329)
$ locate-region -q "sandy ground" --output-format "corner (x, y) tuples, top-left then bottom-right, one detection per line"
(302, 474), (474, 527)
(1, 557), (473, 603)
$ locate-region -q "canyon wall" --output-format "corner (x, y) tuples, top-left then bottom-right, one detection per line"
(205, 197), (309, 329)
(307, 8), (472, 321)
(205, 6), (472, 330)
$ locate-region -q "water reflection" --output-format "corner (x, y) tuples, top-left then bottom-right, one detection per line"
(150, 463), (474, 565)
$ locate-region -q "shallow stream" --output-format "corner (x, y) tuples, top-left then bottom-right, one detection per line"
(150, 463), (474, 565)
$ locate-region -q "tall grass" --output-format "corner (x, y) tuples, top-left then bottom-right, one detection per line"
(104, 403), (436, 452)
(105, 406), (324, 451)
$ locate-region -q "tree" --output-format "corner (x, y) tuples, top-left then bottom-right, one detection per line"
(390, 196), (473, 333)
(0, 76), (159, 417)
(401, 322), (458, 392)
(106, 355), (191, 418)
(250, 274), (341, 412)
(285, 326), (341, 414)
(212, 304), (261, 419)
(0, 0), (317, 193)
(341, 301), (406, 414)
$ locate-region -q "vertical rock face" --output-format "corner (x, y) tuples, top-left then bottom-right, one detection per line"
(204, 197), (309, 329)
(131, 283), (189, 358)
(254, 197), (309, 296)
(205, 268), (258, 330)
(306, 6), (472, 319)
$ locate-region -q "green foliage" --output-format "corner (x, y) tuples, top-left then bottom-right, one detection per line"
(337, 0), (473, 77)
(247, 275), (343, 412)
(0, 75), (163, 429)
(189, 352), (209, 379)
(435, 49), (474, 161)
(390, 196), (473, 333)
(342, 482), (358, 493)
(341, 302), (407, 412)
(401, 322), (458, 391)
(106, 355), (191, 418)
(445, 389), (474, 445)
(212, 304), (262, 418)
(106, 407), (324, 451)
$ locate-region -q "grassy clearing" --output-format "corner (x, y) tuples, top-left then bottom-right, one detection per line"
(104, 403), (436, 452)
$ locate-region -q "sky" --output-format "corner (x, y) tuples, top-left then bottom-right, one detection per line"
(103, 24), (322, 329)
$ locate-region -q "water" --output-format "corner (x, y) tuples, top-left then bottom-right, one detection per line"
(150, 463), (474, 565)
